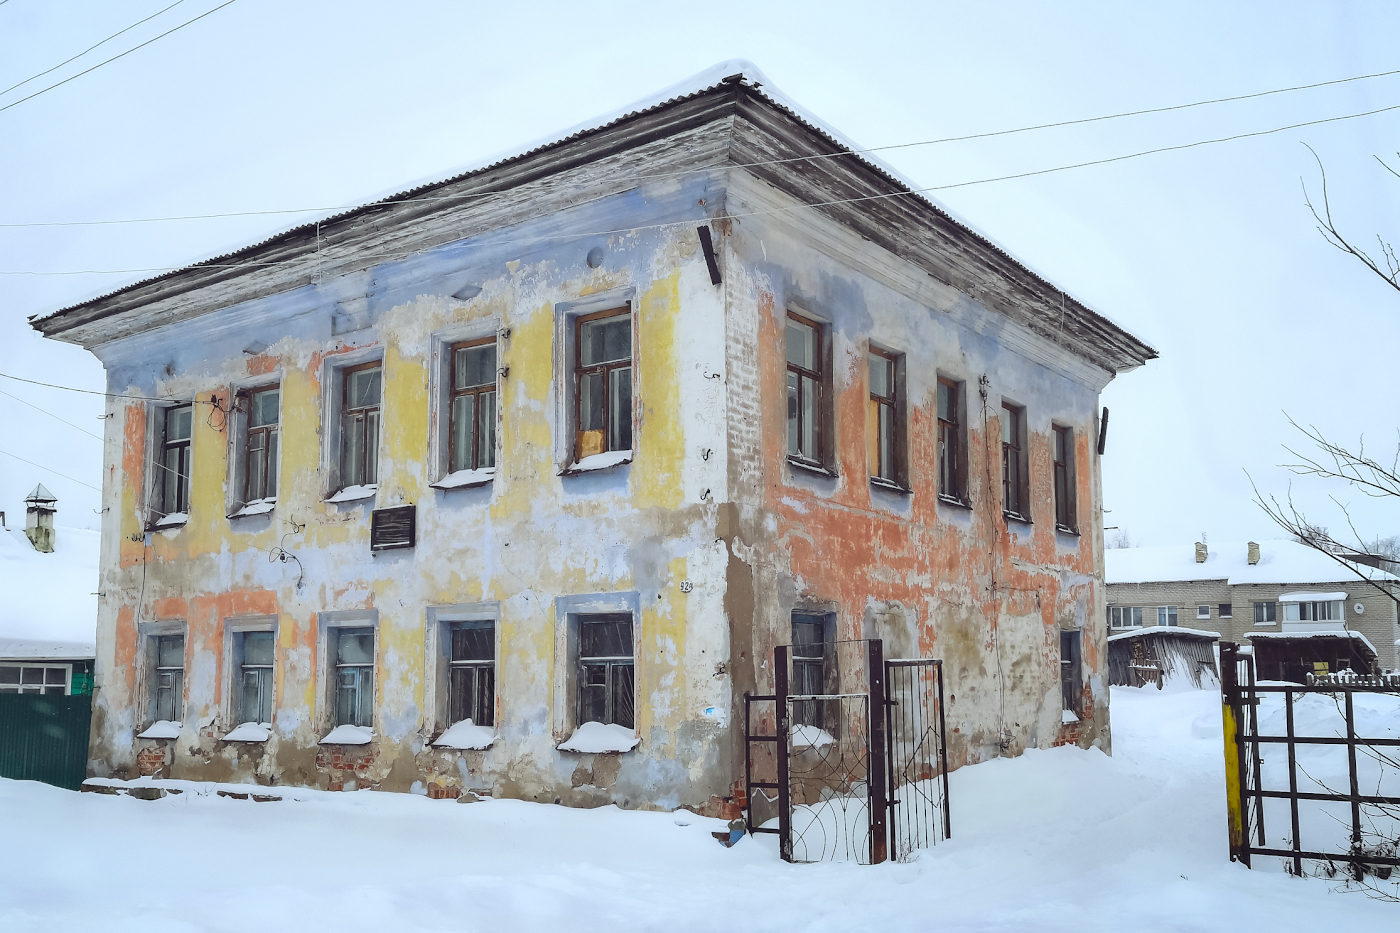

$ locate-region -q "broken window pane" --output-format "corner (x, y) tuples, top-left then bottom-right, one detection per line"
(165, 405), (192, 442)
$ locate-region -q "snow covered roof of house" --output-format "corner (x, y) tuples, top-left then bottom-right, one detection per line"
(1105, 539), (1400, 587)
(1107, 626), (1221, 643)
(32, 61), (1154, 375)
(0, 525), (98, 658)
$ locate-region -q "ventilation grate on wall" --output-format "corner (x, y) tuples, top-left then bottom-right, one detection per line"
(370, 505), (416, 551)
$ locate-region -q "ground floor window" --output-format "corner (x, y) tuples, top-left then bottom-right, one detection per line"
(1254, 601), (1277, 624)
(1060, 630), (1082, 715)
(334, 628), (374, 727)
(577, 614), (634, 729)
(236, 631), (274, 724)
(449, 620), (495, 727)
(791, 614), (828, 728)
(152, 634), (184, 722)
(0, 664), (69, 695)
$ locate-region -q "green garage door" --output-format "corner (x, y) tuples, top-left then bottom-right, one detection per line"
(0, 693), (92, 791)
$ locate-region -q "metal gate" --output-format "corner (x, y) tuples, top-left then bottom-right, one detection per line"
(1220, 642), (1400, 880)
(0, 693), (92, 791)
(744, 638), (950, 864)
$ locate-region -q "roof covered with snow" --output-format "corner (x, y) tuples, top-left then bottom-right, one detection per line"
(0, 525), (98, 657)
(1105, 539), (1400, 587)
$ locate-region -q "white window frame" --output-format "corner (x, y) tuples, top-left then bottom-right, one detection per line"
(1196, 605), (1211, 620)
(222, 615), (277, 727)
(314, 609), (379, 733)
(1157, 606), (1178, 627)
(0, 662), (72, 695)
(1108, 606), (1144, 629)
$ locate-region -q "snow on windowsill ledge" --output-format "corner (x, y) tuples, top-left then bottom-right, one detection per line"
(222, 722), (272, 742)
(791, 724), (836, 750)
(137, 720), (182, 739)
(787, 456), (837, 479)
(325, 484), (377, 504)
(432, 719), (496, 750)
(319, 724), (373, 745)
(229, 499), (275, 518)
(557, 721), (639, 753)
(430, 468), (496, 490)
(869, 477), (911, 496)
(152, 512), (188, 529)
(560, 450), (632, 476)
(1061, 710), (1080, 725)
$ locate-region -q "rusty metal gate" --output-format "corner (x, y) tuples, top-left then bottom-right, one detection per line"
(744, 638), (950, 864)
(1220, 642), (1400, 880)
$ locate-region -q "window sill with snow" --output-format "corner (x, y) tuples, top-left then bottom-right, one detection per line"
(559, 450), (632, 476)
(229, 498), (275, 519)
(222, 722), (272, 742)
(137, 720), (182, 740)
(557, 722), (639, 754)
(430, 468), (496, 491)
(432, 719), (495, 750)
(319, 724), (373, 745)
(325, 484), (377, 504)
(151, 512), (188, 530)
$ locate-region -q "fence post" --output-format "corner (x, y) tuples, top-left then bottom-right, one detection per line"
(1219, 642), (1250, 867)
(775, 645), (792, 863)
(867, 639), (888, 865)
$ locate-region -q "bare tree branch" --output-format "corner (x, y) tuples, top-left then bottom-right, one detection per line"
(1302, 144), (1400, 293)
(1278, 415), (1400, 500)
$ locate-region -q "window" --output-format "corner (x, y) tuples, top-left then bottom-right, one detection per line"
(152, 634), (184, 722)
(449, 339), (497, 473)
(786, 314), (824, 465)
(1196, 605), (1211, 619)
(156, 404), (192, 518)
(937, 378), (964, 501)
(1157, 606), (1178, 627)
(1253, 601), (1277, 625)
(0, 664), (69, 695)
(242, 387), (280, 504)
(574, 309), (632, 460)
(334, 628), (374, 727)
(1060, 630), (1081, 715)
(1052, 425), (1076, 531)
(577, 615), (634, 728)
(448, 621), (495, 727)
(235, 631), (274, 724)
(867, 349), (902, 485)
(1108, 606), (1144, 629)
(1219, 603), (1233, 619)
(791, 614), (828, 728)
(340, 363), (382, 489)
(1283, 600), (1344, 622)
(1001, 403), (1028, 519)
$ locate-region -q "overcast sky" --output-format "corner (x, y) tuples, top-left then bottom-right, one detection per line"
(2, 0), (1398, 549)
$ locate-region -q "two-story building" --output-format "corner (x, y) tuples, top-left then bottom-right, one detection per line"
(31, 63), (1154, 807)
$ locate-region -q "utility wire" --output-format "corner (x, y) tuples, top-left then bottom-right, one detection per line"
(0, 448), (102, 491)
(0, 387), (104, 439)
(4, 63), (1400, 229)
(0, 370), (212, 404)
(0, 0), (238, 116)
(5, 97), (1399, 278)
(0, 0), (188, 99)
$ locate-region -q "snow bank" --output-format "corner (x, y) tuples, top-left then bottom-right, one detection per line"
(136, 721), (181, 739)
(557, 721), (639, 753)
(432, 719), (495, 750)
(319, 725), (372, 745)
(0, 525), (98, 649)
(222, 722), (272, 742)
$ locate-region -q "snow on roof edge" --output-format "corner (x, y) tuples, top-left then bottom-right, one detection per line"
(1107, 627), (1221, 643)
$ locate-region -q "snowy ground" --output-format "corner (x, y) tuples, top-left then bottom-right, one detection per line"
(2, 687), (1397, 932)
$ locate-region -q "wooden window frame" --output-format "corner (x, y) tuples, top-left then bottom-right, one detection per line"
(1157, 605), (1178, 627)
(785, 312), (827, 469)
(867, 347), (906, 490)
(235, 630), (275, 725)
(1052, 424), (1077, 532)
(1060, 630), (1082, 715)
(576, 613), (635, 729)
(157, 403), (193, 518)
(1001, 402), (1029, 521)
(241, 386), (280, 505)
(340, 360), (382, 490)
(572, 307), (633, 462)
(151, 632), (185, 723)
(333, 627), (375, 728)
(448, 337), (498, 474)
(448, 619), (496, 727)
(937, 377), (965, 504)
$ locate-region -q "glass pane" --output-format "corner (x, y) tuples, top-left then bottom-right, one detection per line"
(342, 413), (364, 486)
(786, 318), (816, 369)
(879, 404), (894, 480)
(476, 666), (494, 727)
(249, 389), (279, 428)
(0, 666), (18, 685)
(337, 669), (370, 726)
(579, 371), (604, 432)
(337, 629), (374, 665)
(1001, 407), (1014, 445)
(449, 666), (473, 724)
(239, 669), (265, 723)
(580, 671), (607, 724)
(612, 663), (635, 729)
(478, 391), (495, 469)
(451, 623), (494, 661)
(938, 382), (954, 423)
(457, 344), (497, 389)
(580, 617), (632, 658)
(450, 394), (474, 473)
(21, 667), (43, 685)
(786, 372), (799, 455)
(242, 631), (274, 666)
(792, 618), (825, 657)
(42, 685), (63, 695)
(163, 446), (182, 513)
(166, 405), (192, 442)
(800, 375), (818, 457)
(580, 314), (631, 366)
(868, 354), (891, 399)
(1054, 427), (1066, 464)
(44, 667), (66, 685)
(266, 431), (278, 498)
(365, 411), (379, 484)
(608, 367), (632, 452)
(246, 431), (267, 501)
(157, 635), (184, 669)
(347, 367), (381, 409)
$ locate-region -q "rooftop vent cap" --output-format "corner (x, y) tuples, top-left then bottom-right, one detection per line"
(1247, 541), (1260, 566)
(1195, 542), (1208, 563)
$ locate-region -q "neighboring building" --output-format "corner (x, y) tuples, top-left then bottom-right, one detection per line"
(1106, 540), (1400, 675)
(1106, 626), (1219, 689)
(30, 64), (1154, 806)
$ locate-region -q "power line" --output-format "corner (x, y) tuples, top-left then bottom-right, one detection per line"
(0, 387), (104, 440)
(3, 63), (1400, 229)
(4, 97), (1398, 278)
(0, 448), (102, 491)
(0, 0), (238, 117)
(0, 371), (212, 404)
(0, 0), (188, 99)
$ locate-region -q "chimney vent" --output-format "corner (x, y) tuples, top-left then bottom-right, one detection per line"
(1247, 541), (1260, 566)
(1195, 542), (1208, 563)
(24, 484), (56, 554)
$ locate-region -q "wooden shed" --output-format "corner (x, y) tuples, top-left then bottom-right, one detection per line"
(1107, 627), (1220, 689)
(1244, 631), (1378, 683)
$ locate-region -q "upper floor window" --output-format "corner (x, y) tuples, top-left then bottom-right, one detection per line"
(575, 309), (632, 461)
(1001, 403), (1028, 520)
(786, 314), (823, 465)
(236, 630), (274, 724)
(1284, 599), (1343, 622)
(867, 349), (904, 487)
(449, 621), (495, 727)
(340, 363), (381, 489)
(450, 340), (497, 473)
(1052, 425), (1076, 531)
(157, 404), (192, 518)
(1108, 606), (1143, 629)
(1157, 606), (1178, 627)
(1253, 601), (1277, 625)
(243, 387), (280, 503)
(937, 378), (964, 502)
(577, 614), (634, 729)
(1197, 605), (1211, 620)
